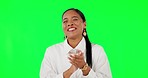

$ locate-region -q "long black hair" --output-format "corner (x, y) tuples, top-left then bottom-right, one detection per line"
(62, 8), (92, 68)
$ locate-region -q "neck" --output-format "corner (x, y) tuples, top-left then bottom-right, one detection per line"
(67, 36), (83, 48)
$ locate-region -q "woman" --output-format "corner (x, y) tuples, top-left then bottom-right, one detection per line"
(40, 8), (112, 78)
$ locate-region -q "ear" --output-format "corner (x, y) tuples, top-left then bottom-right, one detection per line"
(83, 22), (86, 29)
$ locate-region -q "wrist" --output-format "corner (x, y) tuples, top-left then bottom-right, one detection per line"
(80, 63), (88, 71)
(63, 65), (78, 78)
(80, 63), (91, 76)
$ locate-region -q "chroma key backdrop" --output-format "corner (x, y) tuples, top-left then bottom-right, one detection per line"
(0, 0), (148, 78)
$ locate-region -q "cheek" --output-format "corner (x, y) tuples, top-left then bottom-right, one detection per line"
(62, 25), (67, 32)
(73, 21), (80, 25)
(80, 24), (85, 33)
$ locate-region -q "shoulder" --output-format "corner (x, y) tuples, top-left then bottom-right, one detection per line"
(91, 43), (104, 51)
(91, 43), (106, 57)
(44, 42), (64, 56)
(47, 42), (64, 51)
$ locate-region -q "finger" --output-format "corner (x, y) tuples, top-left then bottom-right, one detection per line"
(75, 55), (83, 59)
(69, 54), (76, 58)
(75, 59), (83, 62)
(75, 53), (84, 59)
(79, 51), (84, 56)
(69, 58), (78, 67)
(70, 61), (77, 66)
(68, 56), (75, 62)
(76, 50), (84, 56)
(76, 49), (82, 54)
(68, 56), (80, 64)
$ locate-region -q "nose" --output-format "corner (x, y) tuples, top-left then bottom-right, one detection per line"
(68, 23), (73, 26)
(67, 20), (74, 26)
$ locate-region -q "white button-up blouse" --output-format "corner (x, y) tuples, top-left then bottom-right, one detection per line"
(40, 37), (112, 78)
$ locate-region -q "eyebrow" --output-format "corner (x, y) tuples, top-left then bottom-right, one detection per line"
(63, 18), (68, 21)
(63, 16), (79, 21)
(72, 16), (79, 19)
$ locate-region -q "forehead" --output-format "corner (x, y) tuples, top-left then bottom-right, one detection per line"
(63, 10), (81, 20)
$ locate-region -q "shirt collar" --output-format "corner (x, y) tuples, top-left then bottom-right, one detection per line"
(64, 37), (86, 54)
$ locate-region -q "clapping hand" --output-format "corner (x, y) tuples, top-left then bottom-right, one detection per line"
(68, 50), (86, 69)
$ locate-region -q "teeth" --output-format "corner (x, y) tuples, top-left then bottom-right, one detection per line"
(68, 28), (76, 31)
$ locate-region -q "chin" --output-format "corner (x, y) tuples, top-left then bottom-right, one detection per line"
(67, 36), (77, 40)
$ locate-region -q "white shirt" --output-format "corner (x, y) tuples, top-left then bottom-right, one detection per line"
(40, 37), (112, 78)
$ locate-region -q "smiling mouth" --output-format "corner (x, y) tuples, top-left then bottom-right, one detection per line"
(67, 27), (77, 32)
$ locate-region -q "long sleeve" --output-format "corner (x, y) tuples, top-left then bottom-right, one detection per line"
(40, 38), (112, 78)
(81, 45), (112, 78)
(40, 49), (64, 78)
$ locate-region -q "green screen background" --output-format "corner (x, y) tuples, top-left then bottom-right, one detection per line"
(0, 0), (148, 78)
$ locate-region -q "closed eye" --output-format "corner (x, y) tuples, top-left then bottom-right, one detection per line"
(72, 18), (79, 21)
(73, 18), (78, 21)
(63, 20), (68, 23)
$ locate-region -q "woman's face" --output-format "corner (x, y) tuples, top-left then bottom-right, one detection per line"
(62, 10), (86, 39)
